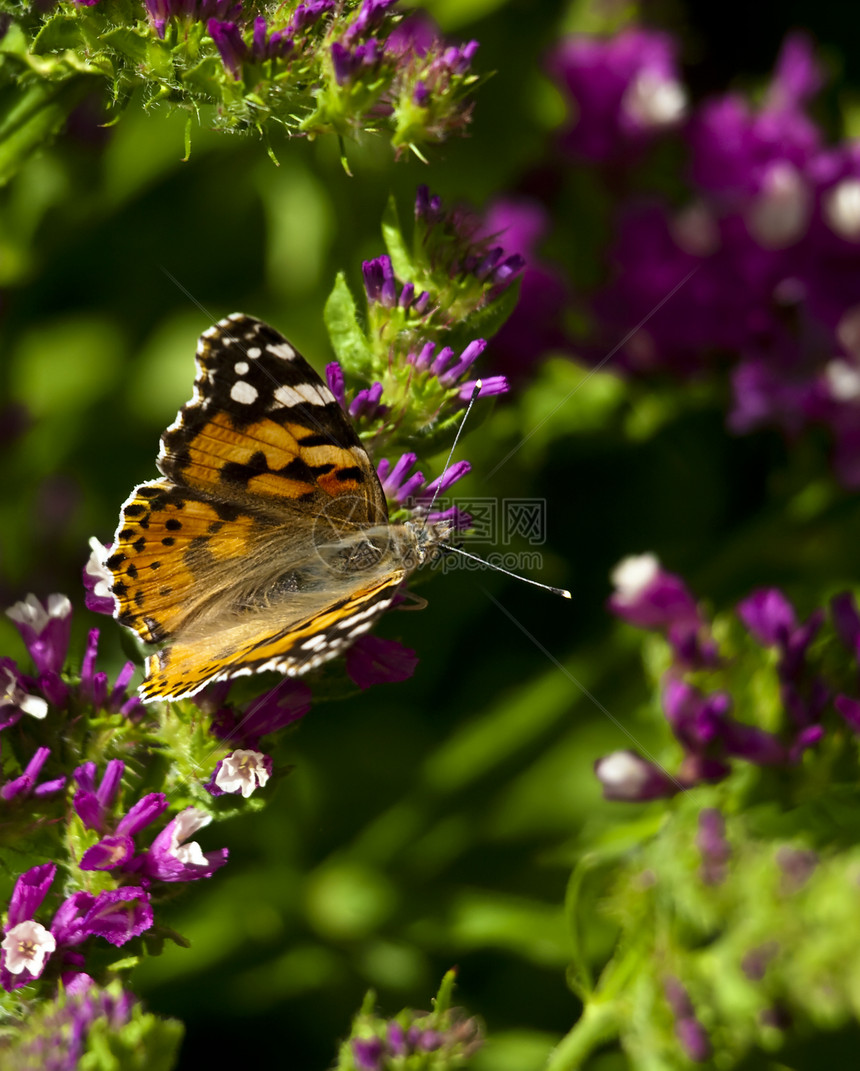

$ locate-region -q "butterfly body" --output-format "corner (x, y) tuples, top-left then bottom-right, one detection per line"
(107, 314), (451, 702)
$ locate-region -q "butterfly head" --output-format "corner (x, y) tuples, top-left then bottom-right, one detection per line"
(402, 516), (456, 568)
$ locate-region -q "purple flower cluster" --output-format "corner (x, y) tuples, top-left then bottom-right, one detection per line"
(0, 757), (229, 993)
(208, 15), (295, 78)
(595, 555), (847, 801)
(145, 0), (241, 39)
(5, 591), (144, 722)
(351, 1009), (482, 1070)
(548, 28), (686, 163)
(475, 28), (860, 484)
(0, 983), (138, 1069)
(416, 185), (525, 299)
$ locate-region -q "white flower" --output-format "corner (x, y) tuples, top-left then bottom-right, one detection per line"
(824, 178), (860, 240)
(747, 163), (811, 249)
(6, 593), (72, 634)
(0, 666), (47, 720)
(1, 920), (56, 976)
(610, 554), (660, 603)
(85, 537), (114, 603)
(167, 808), (212, 866)
(824, 359), (860, 403)
(623, 70), (687, 128)
(215, 749), (271, 799)
(595, 751), (656, 800)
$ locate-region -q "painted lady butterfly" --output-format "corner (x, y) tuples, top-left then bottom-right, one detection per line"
(107, 314), (453, 702)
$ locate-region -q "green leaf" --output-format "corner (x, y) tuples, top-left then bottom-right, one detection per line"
(0, 76), (92, 187)
(469, 278), (522, 341)
(381, 193), (414, 280)
(31, 15), (84, 54)
(324, 271), (373, 375)
(102, 26), (149, 67)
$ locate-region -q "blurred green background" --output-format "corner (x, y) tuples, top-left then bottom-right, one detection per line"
(3, 1), (860, 1067)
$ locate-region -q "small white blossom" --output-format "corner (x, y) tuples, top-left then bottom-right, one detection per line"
(611, 554), (660, 603)
(0, 666), (47, 720)
(825, 359), (860, 402)
(85, 537), (114, 603)
(623, 70), (687, 128)
(824, 178), (860, 240)
(6, 593), (72, 633)
(747, 163), (811, 249)
(215, 749), (271, 799)
(1, 920), (56, 976)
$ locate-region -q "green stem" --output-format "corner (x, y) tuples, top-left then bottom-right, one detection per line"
(0, 74), (94, 185)
(544, 1002), (620, 1071)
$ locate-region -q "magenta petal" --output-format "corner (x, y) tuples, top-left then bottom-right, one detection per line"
(346, 635), (418, 690)
(82, 888), (153, 947)
(7, 863), (56, 928)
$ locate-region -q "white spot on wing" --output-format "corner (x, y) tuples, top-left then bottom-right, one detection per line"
(246, 347), (261, 359)
(230, 380), (259, 404)
(234, 361), (249, 375)
(267, 342), (296, 360)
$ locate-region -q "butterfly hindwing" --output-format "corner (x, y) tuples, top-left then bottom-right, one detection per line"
(139, 573), (406, 700)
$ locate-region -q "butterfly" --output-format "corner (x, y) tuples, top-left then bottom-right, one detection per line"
(107, 313), (453, 702)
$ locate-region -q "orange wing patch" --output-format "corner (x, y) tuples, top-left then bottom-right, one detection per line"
(108, 479), (259, 643)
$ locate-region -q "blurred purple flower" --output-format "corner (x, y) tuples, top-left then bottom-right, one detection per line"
(697, 808), (731, 885)
(548, 28), (686, 163)
(145, 0), (240, 38)
(346, 635), (418, 690)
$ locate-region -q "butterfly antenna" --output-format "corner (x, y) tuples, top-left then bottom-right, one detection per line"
(440, 543), (571, 599)
(426, 379), (483, 516)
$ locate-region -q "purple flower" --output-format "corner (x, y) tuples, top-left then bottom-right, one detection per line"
(209, 679), (312, 747)
(697, 808), (731, 885)
(79, 835), (136, 872)
(776, 846), (818, 891)
(362, 255), (398, 306)
(594, 750), (678, 802)
(79, 888), (153, 947)
(209, 16), (293, 80)
(548, 28), (686, 163)
(1, 747), (66, 801)
(737, 588), (798, 646)
(663, 978), (711, 1063)
(6, 593), (72, 676)
(326, 361), (347, 409)
(77, 629), (143, 719)
(331, 38), (381, 86)
(608, 554), (716, 666)
(2, 985), (139, 1070)
(145, 0), (241, 38)
(353, 1036), (384, 1071)
(1, 864), (57, 990)
(346, 635), (418, 690)
(73, 760), (125, 832)
(140, 807), (228, 882)
(350, 382), (389, 422)
(289, 1), (335, 34)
